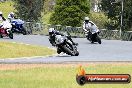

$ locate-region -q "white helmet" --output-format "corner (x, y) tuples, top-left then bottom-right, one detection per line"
(0, 11), (2, 16)
(10, 12), (14, 15)
(49, 28), (55, 33)
(84, 17), (89, 21)
(0, 11), (2, 15)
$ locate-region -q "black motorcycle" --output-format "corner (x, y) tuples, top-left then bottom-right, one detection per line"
(52, 34), (79, 56)
(86, 32), (101, 44)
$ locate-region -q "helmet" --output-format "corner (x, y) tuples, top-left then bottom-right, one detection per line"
(49, 28), (55, 35)
(84, 17), (89, 23)
(49, 28), (55, 32)
(84, 17), (89, 21)
(10, 12), (14, 15)
(0, 11), (3, 16)
(10, 12), (15, 18)
(0, 11), (2, 14)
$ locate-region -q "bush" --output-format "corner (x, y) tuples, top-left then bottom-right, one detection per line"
(88, 12), (108, 29)
(50, 0), (90, 27)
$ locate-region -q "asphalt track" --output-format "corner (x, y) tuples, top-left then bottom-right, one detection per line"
(0, 35), (132, 63)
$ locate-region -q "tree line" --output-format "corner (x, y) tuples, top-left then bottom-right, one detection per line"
(101, 0), (132, 31)
(13, 0), (132, 30)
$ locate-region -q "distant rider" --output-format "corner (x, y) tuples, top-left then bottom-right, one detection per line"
(8, 12), (15, 22)
(0, 16), (12, 34)
(82, 17), (100, 43)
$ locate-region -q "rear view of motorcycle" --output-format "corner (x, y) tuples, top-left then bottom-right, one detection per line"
(86, 31), (101, 44)
(51, 34), (79, 56)
(83, 17), (102, 44)
(11, 19), (27, 35)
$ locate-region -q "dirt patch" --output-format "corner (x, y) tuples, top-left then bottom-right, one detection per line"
(0, 62), (132, 70)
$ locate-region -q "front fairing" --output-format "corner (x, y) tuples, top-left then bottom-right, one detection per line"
(55, 35), (67, 45)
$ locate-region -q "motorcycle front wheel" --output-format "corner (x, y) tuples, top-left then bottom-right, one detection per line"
(62, 43), (75, 56)
(75, 51), (79, 56)
(96, 35), (101, 44)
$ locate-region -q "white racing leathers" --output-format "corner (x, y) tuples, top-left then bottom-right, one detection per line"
(83, 21), (99, 35)
(0, 20), (12, 33)
(0, 16), (2, 21)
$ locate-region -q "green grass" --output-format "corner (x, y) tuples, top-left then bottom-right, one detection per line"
(0, 1), (15, 18)
(0, 64), (131, 88)
(0, 41), (56, 59)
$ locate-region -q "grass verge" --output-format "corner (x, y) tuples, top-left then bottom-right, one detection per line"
(0, 63), (131, 88)
(0, 41), (56, 59)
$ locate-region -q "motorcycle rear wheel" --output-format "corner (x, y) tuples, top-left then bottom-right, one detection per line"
(22, 29), (27, 35)
(62, 45), (75, 56)
(97, 36), (101, 44)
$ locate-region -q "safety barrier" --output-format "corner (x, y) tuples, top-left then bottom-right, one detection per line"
(121, 31), (132, 41)
(24, 22), (132, 41)
(99, 29), (120, 40)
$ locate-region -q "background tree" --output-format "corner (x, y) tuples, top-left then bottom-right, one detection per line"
(13, 0), (44, 22)
(50, 0), (90, 27)
(123, 0), (132, 30)
(44, 0), (55, 14)
(101, 0), (121, 30)
(101, 0), (132, 30)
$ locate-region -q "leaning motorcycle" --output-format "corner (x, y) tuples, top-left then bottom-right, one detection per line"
(86, 31), (101, 44)
(53, 34), (79, 56)
(11, 19), (27, 35)
(0, 28), (13, 39)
